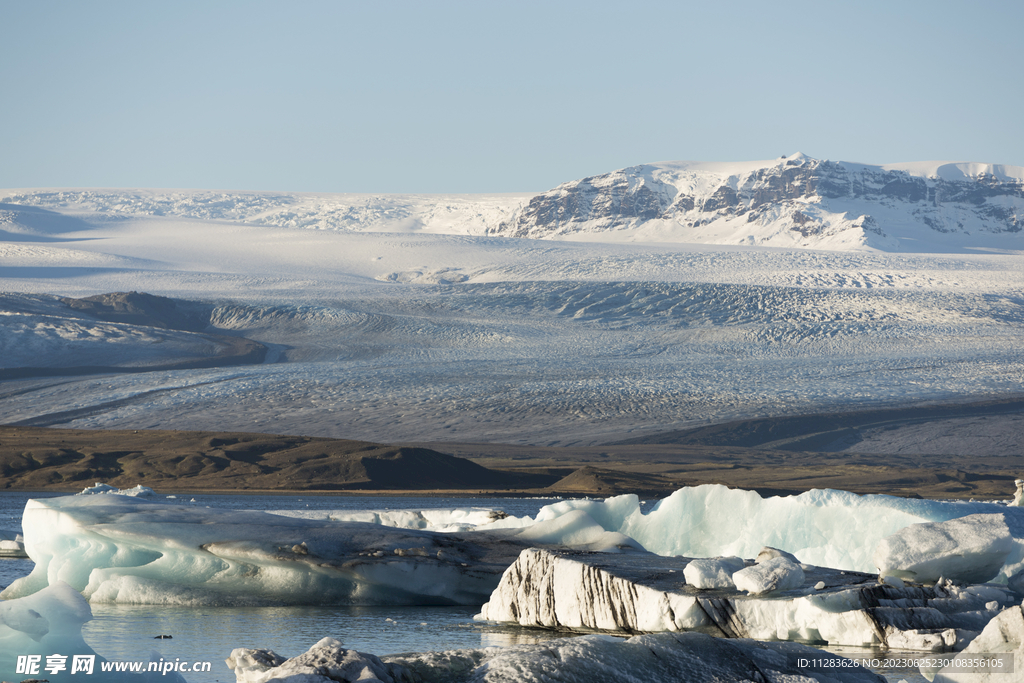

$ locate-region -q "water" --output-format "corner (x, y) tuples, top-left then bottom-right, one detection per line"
(0, 491), (929, 683)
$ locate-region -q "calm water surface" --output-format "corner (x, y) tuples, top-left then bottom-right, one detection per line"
(1, 491), (927, 683)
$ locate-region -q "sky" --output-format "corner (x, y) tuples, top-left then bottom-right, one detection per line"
(2, 0), (1022, 194)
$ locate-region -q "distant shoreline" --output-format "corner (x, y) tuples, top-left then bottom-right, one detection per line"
(3, 391), (1021, 500)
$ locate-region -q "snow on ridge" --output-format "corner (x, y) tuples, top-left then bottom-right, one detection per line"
(877, 160), (1024, 182)
(0, 187), (533, 236)
(591, 154), (1024, 186)
(636, 154), (1024, 183)
(494, 152), (1024, 251)
(5, 151), (1023, 255)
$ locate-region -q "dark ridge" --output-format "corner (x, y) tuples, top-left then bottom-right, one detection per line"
(60, 291), (212, 332)
(0, 427), (560, 492)
(611, 396), (1024, 449)
(1, 291), (266, 380)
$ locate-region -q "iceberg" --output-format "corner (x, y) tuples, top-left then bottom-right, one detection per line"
(0, 528), (27, 558)
(478, 548), (1015, 651)
(270, 485), (1024, 578)
(0, 495), (638, 606)
(0, 581), (185, 682)
(268, 506), (519, 533)
(6, 485), (1024, 608)
(930, 601), (1024, 682)
(78, 482), (157, 497)
(875, 513), (1024, 585)
(530, 485), (1024, 578)
(227, 632), (888, 683)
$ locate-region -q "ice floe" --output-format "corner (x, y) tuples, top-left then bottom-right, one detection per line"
(227, 632), (888, 683)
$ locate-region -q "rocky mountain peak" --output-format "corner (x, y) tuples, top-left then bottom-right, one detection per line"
(490, 155), (1024, 250)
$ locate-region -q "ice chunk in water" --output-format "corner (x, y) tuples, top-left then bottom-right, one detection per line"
(229, 631), (888, 683)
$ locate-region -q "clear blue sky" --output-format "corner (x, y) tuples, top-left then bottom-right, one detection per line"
(3, 0), (1021, 193)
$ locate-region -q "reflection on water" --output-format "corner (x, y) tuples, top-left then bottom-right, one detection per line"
(84, 604), (572, 682)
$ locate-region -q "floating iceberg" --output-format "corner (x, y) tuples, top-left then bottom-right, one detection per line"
(529, 485), (1024, 579)
(930, 601), (1024, 682)
(273, 485), (1024, 580)
(227, 632), (888, 683)
(6, 485), (1024, 609)
(268, 506), (518, 533)
(0, 495), (638, 606)
(875, 513), (1024, 585)
(0, 528), (27, 558)
(478, 548), (1015, 651)
(0, 581), (185, 682)
(78, 482), (157, 497)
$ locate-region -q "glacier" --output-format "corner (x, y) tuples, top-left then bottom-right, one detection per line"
(3, 170), (1024, 447)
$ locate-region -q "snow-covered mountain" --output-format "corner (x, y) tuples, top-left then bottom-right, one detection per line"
(488, 153), (1024, 250)
(4, 154), (1023, 252)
